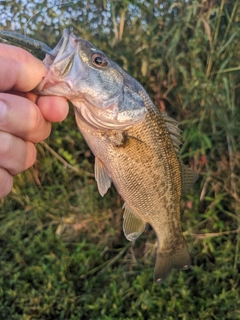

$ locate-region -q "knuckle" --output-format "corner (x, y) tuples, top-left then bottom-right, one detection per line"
(28, 105), (40, 133)
(11, 142), (37, 175)
(0, 99), (8, 126)
(0, 133), (37, 175)
(0, 133), (13, 157)
(29, 109), (51, 143)
(26, 143), (37, 168)
(0, 168), (13, 198)
(42, 123), (51, 141)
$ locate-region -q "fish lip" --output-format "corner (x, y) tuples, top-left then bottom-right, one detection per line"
(45, 28), (91, 67)
(43, 29), (72, 68)
(34, 29), (87, 96)
(42, 29), (78, 71)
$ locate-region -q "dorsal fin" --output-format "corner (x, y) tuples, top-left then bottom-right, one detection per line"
(179, 161), (199, 194)
(161, 112), (182, 154)
(161, 113), (198, 192)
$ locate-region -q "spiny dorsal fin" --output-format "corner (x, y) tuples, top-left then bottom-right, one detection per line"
(123, 203), (146, 241)
(94, 157), (112, 197)
(179, 161), (199, 194)
(161, 112), (182, 154)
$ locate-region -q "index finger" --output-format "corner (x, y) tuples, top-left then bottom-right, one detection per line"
(0, 43), (48, 92)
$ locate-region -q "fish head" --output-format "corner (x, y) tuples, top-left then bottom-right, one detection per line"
(35, 29), (147, 130)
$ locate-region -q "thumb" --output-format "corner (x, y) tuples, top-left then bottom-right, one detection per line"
(0, 43), (47, 92)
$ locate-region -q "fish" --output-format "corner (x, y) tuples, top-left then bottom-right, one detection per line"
(1, 29), (198, 283)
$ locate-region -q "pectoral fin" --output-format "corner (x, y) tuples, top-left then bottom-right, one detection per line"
(123, 203), (146, 241)
(94, 157), (111, 197)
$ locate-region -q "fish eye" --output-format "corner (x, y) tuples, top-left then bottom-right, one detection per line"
(92, 54), (108, 68)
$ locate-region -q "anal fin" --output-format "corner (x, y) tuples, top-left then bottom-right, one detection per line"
(123, 203), (146, 241)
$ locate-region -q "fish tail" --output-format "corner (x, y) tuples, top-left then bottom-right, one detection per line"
(154, 242), (191, 284)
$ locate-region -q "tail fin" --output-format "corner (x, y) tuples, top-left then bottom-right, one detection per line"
(154, 243), (191, 284)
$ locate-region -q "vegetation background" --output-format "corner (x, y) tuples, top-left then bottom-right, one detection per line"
(0, 0), (240, 318)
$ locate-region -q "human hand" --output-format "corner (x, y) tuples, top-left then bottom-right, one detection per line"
(0, 44), (69, 198)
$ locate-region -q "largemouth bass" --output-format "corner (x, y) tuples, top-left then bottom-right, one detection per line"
(1, 29), (198, 283)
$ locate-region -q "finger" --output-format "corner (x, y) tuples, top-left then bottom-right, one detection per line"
(0, 44), (47, 92)
(0, 131), (37, 175)
(37, 96), (69, 122)
(8, 92), (69, 122)
(0, 168), (13, 199)
(0, 93), (51, 143)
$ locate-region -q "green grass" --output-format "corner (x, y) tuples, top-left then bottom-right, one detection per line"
(1, 0), (240, 318)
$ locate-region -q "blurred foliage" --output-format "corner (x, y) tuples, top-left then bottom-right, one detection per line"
(1, 0), (240, 318)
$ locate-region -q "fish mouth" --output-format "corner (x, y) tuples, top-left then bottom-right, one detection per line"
(43, 29), (73, 69)
(34, 29), (88, 97)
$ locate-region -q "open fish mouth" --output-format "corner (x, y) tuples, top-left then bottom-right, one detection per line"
(42, 28), (95, 75)
(43, 29), (75, 69)
(34, 29), (89, 97)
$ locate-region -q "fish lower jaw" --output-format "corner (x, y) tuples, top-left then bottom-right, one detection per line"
(34, 78), (73, 97)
